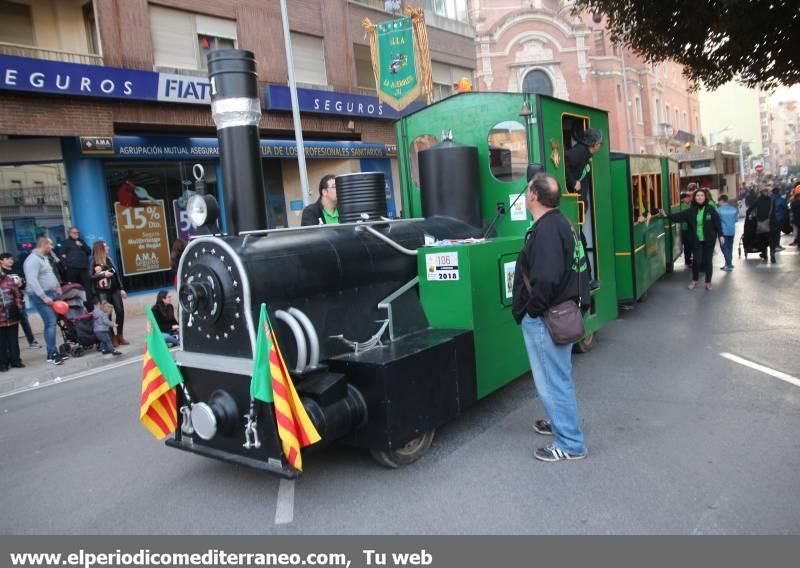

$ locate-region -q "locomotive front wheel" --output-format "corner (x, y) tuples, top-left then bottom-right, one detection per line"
(370, 430), (436, 469)
(573, 332), (595, 354)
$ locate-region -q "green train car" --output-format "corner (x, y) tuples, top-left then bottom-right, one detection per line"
(662, 157), (683, 272)
(395, 92), (618, 401)
(610, 154), (668, 302)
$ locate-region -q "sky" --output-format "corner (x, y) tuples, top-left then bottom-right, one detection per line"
(768, 85), (800, 103)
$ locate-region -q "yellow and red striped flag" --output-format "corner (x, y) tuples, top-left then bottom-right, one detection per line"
(251, 304), (320, 471)
(140, 306), (183, 439)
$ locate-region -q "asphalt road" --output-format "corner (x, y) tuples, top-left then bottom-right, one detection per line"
(1, 241), (798, 535)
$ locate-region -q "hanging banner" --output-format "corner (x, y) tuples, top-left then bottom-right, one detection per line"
(114, 200), (171, 276)
(363, 8), (433, 111)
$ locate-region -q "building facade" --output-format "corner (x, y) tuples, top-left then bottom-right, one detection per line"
(471, 0), (701, 155)
(0, 0), (475, 293)
(766, 100), (799, 176)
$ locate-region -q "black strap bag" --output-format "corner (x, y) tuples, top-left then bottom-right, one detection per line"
(521, 225), (585, 345)
(756, 201), (773, 234)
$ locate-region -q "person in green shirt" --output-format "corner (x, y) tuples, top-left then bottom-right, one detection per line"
(660, 187), (723, 290)
(301, 174), (339, 226)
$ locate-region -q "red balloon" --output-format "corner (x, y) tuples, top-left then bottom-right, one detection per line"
(52, 301), (69, 316)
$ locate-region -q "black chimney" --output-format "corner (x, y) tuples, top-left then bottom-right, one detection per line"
(207, 49), (267, 234)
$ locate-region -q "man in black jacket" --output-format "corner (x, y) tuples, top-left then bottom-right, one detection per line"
(512, 172), (590, 462)
(301, 175), (339, 226)
(60, 227), (93, 309)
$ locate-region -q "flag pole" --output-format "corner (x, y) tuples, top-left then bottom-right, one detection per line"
(279, 0), (311, 206)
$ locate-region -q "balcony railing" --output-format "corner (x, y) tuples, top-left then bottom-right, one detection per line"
(0, 42), (103, 66)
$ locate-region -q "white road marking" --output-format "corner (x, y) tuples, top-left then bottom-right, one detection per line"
(0, 347), (179, 400)
(0, 356), (143, 399)
(720, 353), (800, 388)
(274, 479), (295, 525)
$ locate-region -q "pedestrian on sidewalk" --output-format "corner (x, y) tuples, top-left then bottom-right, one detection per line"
(512, 172), (590, 462)
(152, 290), (180, 347)
(90, 241), (128, 346)
(0, 259), (25, 371)
(661, 187), (723, 290)
(1, 253), (41, 349)
(91, 302), (121, 356)
(747, 188), (778, 263)
(716, 195), (738, 271)
(22, 237), (64, 365)
(771, 188), (788, 251)
(59, 227), (94, 310)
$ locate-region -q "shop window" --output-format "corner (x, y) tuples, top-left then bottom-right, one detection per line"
(150, 6), (237, 72)
(0, 0), (34, 46)
(104, 161), (218, 293)
(291, 33), (327, 87)
(409, 135), (438, 188)
(0, 164), (70, 254)
(487, 121), (527, 182)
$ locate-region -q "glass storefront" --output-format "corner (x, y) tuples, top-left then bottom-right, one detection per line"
(103, 160), (218, 293)
(0, 162), (71, 258)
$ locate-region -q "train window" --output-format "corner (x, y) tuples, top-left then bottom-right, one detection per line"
(487, 121), (527, 182)
(632, 176), (642, 221)
(409, 134), (438, 188)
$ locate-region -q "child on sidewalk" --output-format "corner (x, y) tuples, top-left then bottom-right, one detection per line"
(92, 302), (122, 356)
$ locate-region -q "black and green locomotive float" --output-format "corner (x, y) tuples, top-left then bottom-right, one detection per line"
(169, 50), (688, 478)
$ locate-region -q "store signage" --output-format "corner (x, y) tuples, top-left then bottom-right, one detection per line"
(113, 200), (171, 276)
(82, 135), (395, 160)
(13, 218), (38, 251)
(173, 199), (199, 242)
(0, 55), (210, 105)
(264, 85), (423, 120)
(79, 136), (114, 155)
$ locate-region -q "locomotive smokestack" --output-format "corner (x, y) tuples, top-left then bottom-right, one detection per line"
(207, 49), (267, 233)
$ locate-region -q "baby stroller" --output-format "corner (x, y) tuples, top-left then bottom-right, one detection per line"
(738, 211), (763, 259)
(56, 284), (101, 358)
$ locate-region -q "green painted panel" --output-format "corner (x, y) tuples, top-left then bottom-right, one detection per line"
(395, 93), (534, 238)
(418, 238), (531, 399)
(537, 96), (618, 333)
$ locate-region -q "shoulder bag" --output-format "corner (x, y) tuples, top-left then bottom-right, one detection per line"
(521, 223), (585, 345)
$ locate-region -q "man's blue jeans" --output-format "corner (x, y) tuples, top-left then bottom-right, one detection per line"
(29, 291), (59, 358)
(721, 235), (735, 268)
(521, 315), (586, 454)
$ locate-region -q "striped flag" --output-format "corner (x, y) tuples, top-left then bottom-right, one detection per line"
(140, 306), (183, 440)
(251, 304), (320, 471)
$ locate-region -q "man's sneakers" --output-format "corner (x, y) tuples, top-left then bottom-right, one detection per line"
(534, 443), (587, 462)
(103, 350), (123, 357)
(46, 355), (64, 366)
(533, 419), (553, 436)
(29, 340), (42, 349)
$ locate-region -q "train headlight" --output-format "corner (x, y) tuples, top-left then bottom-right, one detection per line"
(187, 194), (220, 228)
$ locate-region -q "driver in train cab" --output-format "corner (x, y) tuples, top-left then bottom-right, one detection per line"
(565, 128), (603, 287)
(565, 128), (603, 202)
(301, 174), (339, 226)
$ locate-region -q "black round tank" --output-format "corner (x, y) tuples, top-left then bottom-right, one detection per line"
(335, 172), (388, 223)
(419, 139), (481, 227)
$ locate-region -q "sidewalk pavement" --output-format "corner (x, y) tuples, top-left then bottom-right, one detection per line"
(0, 292), (160, 397)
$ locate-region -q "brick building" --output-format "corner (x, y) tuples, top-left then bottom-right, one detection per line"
(0, 0), (474, 293)
(471, 0), (701, 155)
